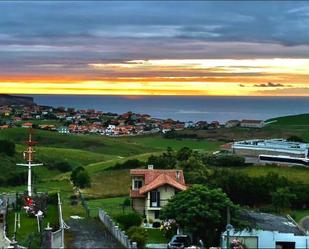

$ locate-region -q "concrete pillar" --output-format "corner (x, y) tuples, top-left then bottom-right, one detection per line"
(44, 225), (53, 249)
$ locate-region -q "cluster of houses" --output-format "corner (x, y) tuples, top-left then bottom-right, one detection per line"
(0, 104), (266, 136)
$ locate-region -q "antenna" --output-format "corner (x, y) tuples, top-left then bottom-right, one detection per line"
(17, 129), (43, 197)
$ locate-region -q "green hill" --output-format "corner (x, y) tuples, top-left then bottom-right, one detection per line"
(266, 113), (309, 127)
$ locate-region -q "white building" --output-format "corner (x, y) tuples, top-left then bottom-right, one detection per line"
(221, 211), (309, 249)
(233, 139), (309, 159)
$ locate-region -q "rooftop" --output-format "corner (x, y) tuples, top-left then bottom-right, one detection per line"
(240, 210), (305, 235)
(130, 169), (187, 196)
(234, 138), (309, 150)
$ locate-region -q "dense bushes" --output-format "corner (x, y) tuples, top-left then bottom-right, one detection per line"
(45, 160), (73, 172)
(54, 161), (73, 172)
(114, 212), (142, 230)
(209, 169), (309, 209)
(163, 129), (198, 139)
(127, 226), (148, 249)
(0, 139), (15, 156)
(203, 154), (245, 167)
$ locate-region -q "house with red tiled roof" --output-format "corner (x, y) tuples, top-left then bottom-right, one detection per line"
(21, 122), (33, 128)
(240, 119), (265, 128)
(130, 166), (187, 223)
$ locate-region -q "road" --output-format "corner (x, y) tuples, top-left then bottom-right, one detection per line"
(67, 218), (123, 249)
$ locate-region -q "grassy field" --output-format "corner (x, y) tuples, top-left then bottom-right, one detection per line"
(238, 165), (309, 183)
(83, 169), (131, 198)
(118, 135), (222, 151)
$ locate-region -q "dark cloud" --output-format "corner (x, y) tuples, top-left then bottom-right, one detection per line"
(254, 82), (291, 88)
(1, 1), (309, 76)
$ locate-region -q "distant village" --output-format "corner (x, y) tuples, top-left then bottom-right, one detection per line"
(0, 103), (266, 136)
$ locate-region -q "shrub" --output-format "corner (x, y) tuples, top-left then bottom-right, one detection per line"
(55, 161), (72, 172)
(127, 226), (148, 249)
(0, 139), (15, 156)
(203, 154), (245, 167)
(114, 212), (142, 230)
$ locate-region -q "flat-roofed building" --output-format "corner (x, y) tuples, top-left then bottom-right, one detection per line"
(233, 139), (309, 158)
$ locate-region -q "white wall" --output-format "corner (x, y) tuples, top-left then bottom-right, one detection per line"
(222, 229), (309, 249)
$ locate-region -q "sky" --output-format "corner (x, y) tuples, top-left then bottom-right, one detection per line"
(1, 1), (309, 96)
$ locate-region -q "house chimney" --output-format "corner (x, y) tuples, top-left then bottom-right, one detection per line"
(148, 164), (154, 170)
(176, 170), (180, 181)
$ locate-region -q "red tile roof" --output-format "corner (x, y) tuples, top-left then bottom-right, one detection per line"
(130, 169), (187, 197)
(130, 169), (185, 185)
(139, 173), (187, 194)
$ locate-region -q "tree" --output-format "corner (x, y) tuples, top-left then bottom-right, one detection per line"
(176, 147), (193, 161)
(70, 166), (91, 189)
(160, 184), (241, 246)
(271, 187), (296, 212)
(146, 147), (177, 169)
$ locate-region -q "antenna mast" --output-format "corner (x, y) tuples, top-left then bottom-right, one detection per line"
(17, 129), (43, 197)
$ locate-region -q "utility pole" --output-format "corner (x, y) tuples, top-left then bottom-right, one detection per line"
(226, 206), (233, 249)
(17, 129), (43, 197)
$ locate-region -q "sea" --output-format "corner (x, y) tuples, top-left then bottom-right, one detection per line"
(27, 95), (309, 123)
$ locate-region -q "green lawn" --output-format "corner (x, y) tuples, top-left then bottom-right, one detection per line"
(6, 204), (59, 247)
(146, 228), (169, 244)
(87, 196), (132, 218)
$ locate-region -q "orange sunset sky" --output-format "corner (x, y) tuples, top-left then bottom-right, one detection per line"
(1, 2), (309, 96)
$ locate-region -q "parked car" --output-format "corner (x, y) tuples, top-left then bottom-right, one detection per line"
(167, 235), (192, 249)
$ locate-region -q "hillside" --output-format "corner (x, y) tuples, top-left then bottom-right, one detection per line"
(0, 94), (34, 105)
(266, 113), (309, 127)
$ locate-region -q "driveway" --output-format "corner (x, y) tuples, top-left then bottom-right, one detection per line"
(67, 218), (123, 249)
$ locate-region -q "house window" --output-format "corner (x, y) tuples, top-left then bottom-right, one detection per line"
(134, 180), (143, 189)
(150, 191), (160, 207)
(154, 210), (160, 219)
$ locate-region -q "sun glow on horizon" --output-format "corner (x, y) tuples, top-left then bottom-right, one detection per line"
(2, 58), (309, 96)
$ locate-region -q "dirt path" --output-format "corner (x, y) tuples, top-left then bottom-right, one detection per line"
(66, 218), (123, 249)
